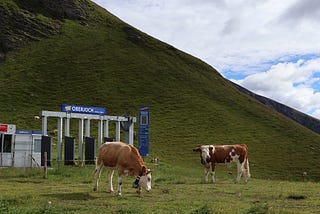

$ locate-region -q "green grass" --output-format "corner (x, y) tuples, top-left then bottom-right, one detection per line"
(1, 162), (320, 213)
(0, 0), (320, 186)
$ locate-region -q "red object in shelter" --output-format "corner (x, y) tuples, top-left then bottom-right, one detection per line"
(0, 124), (8, 132)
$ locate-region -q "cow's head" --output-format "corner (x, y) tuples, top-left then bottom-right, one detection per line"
(132, 165), (152, 192)
(193, 145), (214, 165)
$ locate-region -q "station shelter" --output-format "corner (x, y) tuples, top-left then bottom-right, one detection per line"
(0, 123), (42, 167)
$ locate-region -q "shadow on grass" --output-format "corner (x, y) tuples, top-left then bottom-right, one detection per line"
(42, 192), (98, 200)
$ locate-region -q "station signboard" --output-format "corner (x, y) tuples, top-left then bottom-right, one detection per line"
(61, 104), (106, 115)
(15, 130), (42, 135)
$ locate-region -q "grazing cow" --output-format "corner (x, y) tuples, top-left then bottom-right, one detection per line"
(93, 142), (152, 196)
(193, 144), (250, 183)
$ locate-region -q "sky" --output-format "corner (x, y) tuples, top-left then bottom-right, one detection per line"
(92, 0), (320, 119)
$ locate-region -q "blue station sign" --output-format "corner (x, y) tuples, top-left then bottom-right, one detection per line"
(138, 106), (150, 156)
(61, 104), (106, 115)
(15, 130), (42, 135)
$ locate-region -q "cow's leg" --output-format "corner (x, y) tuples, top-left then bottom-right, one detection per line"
(117, 174), (123, 196)
(204, 166), (210, 182)
(243, 169), (248, 183)
(236, 161), (244, 183)
(243, 159), (250, 183)
(136, 186), (142, 195)
(247, 159), (251, 178)
(93, 163), (103, 191)
(211, 163), (216, 183)
(108, 169), (115, 192)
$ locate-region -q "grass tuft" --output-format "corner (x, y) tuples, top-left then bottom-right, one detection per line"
(246, 203), (269, 214)
(192, 204), (212, 214)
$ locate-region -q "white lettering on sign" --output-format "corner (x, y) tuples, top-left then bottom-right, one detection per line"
(71, 106), (94, 113)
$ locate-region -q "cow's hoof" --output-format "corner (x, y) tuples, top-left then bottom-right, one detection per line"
(93, 187), (97, 191)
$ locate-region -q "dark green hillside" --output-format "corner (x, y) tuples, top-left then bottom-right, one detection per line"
(0, 0), (319, 181)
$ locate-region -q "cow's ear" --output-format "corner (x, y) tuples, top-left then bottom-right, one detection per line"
(141, 165), (148, 175)
(193, 147), (201, 152)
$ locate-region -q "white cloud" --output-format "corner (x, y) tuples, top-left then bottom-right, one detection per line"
(94, 0), (320, 72)
(233, 58), (320, 114)
(278, 0), (320, 25)
(92, 0), (320, 118)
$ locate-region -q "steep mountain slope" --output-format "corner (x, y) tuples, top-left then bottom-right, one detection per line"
(0, 0), (319, 181)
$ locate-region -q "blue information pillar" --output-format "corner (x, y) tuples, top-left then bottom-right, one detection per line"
(138, 106), (150, 156)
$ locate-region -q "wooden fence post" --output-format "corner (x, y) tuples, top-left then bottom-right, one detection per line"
(43, 152), (47, 178)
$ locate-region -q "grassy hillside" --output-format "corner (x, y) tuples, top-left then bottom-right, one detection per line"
(0, 0), (320, 181)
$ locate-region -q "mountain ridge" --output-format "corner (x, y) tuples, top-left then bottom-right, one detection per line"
(231, 81), (320, 135)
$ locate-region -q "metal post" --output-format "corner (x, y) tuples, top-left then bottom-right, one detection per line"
(65, 114), (70, 137)
(104, 120), (109, 139)
(116, 121), (121, 142)
(129, 117), (135, 146)
(57, 117), (63, 162)
(42, 116), (48, 136)
(85, 119), (90, 137)
(78, 119), (84, 161)
(98, 118), (103, 148)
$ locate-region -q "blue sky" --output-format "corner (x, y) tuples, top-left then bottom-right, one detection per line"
(92, 0), (320, 119)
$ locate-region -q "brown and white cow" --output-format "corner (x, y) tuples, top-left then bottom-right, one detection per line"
(93, 142), (152, 196)
(193, 144), (250, 183)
